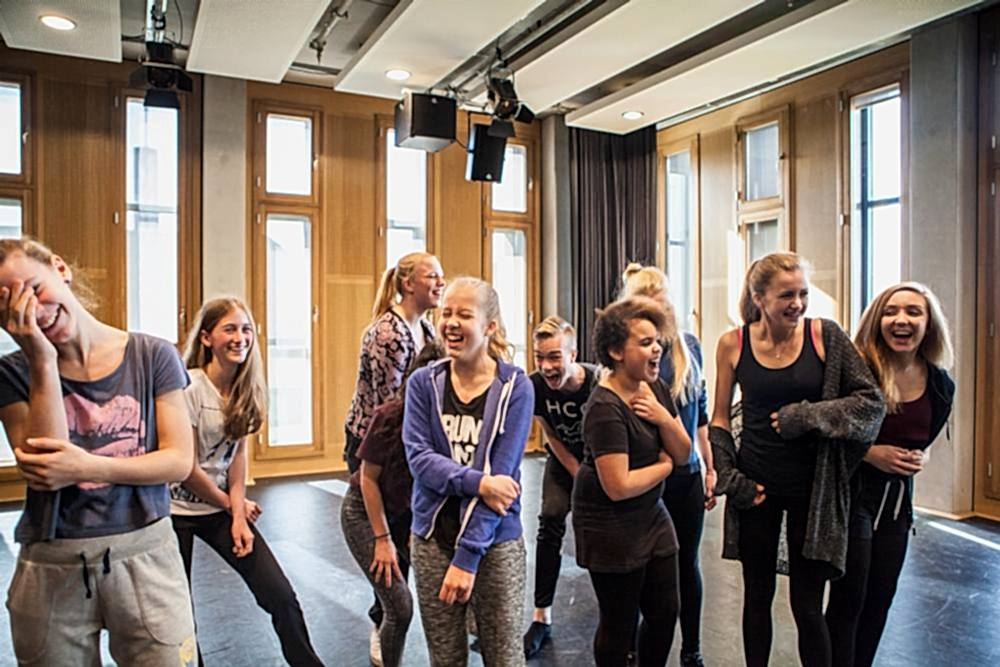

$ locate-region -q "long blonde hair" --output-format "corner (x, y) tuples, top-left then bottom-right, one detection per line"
(739, 252), (811, 324)
(854, 282), (954, 413)
(619, 263), (694, 402)
(369, 252), (436, 326)
(446, 277), (513, 363)
(0, 236), (99, 311)
(183, 297), (268, 440)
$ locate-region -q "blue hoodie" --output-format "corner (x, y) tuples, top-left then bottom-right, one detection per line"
(403, 357), (534, 574)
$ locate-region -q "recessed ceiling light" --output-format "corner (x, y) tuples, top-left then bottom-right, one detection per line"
(39, 14), (76, 31)
(622, 110), (644, 121)
(385, 69), (411, 82)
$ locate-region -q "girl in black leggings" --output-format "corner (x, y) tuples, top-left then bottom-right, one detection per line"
(826, 283), (954, 667)
(710, 252), (884, 667)
(572, 297), (691, 666)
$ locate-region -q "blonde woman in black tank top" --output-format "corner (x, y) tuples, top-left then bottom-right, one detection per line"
(711, 253), (834, 667)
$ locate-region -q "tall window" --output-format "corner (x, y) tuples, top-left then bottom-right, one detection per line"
(253, 106), (321, 454)
(492, 144), (528, 214)
(126, 100), (179, 342)
(665, 149), (697, 332)
(851, 86), (902, 323)
(266, 215), (313, 446)
(385, 128), (427, 268)
(0, 198), (23, 463)
(0, 82), (21, 175)
(491, 228), (528, 369)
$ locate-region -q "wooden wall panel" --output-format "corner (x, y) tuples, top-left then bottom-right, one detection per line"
(698, 127), (736, 391)
(37, 79), (123, 327)
(433, 118), (483, 279)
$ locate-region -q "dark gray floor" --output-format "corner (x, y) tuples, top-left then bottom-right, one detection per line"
(0, 454), (997, 665)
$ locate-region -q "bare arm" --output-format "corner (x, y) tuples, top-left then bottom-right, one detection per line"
(17, 389), (194, 490)
(360, 460), (391, 538)
(227, 438), (249, 520)
(538, 417), (580, 477)
(710, 331), (739, 431)
(594, 451), (673, 502)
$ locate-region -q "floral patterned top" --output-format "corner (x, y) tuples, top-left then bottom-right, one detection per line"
(345, 309), (435, 440)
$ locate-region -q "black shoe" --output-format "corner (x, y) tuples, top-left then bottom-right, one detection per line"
(470, 638), (481, 654)
(523, 621), (552, 660)
(626, 650), (638, 667)
(681, 650), (705, 667)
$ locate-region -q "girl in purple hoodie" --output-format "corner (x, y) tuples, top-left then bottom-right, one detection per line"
(403, 277), (534, 667)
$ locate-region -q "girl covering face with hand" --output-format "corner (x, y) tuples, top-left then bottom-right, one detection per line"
(0, 237), (197, 666)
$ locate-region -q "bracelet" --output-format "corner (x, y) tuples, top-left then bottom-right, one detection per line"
(373, 532), (390, 541)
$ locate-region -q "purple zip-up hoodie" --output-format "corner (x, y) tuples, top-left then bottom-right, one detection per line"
(403, 356), (534, 573)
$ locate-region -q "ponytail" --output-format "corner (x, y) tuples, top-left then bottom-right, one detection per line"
(739, 252), (811, 324)
(366, 251), (436, 329)
(446, 277), (513, 363)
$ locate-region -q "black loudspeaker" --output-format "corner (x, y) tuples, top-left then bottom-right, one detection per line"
(394, 91), (456, 152)
(466, 124), (507, 182)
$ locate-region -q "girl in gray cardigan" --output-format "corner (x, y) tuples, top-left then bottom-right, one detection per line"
(709, 252), (884, 667)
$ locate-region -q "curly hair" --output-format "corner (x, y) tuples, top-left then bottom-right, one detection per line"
(592, 296), (671, 368)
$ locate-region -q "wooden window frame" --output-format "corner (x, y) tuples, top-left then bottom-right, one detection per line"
(483, 138), (536, 225)
(252, 103), (322, 208)
(375, 114), (434, 277)
(657, 134), (702, 338)
(483, 220), (538, 370)
(836, 71), (909, 327)
(0, 71), (33, 188)
(250, 202), (325, 460)
(736, 106), (793, 250)
(739, 208), (786, 265)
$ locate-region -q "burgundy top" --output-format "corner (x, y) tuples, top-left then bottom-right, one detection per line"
(348, 398), (412, 519)
(876, 388), (933, 451)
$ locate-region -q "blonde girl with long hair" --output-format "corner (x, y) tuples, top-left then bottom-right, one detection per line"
(0, 237), (196, 665)
(403, 277), (534, 666)
(345, 252), (445, 473)
(171, 297), (323, 666)
(345, 252), (444, 661)
(826, 283), (954, 667)
(619, 263), (714, 667)
(709, 251), (884, 667)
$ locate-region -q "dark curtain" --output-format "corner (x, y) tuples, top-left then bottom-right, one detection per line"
(570, 125), (657, 361)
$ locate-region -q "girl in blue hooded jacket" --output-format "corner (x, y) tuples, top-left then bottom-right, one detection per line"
(403, 277), (534, 667)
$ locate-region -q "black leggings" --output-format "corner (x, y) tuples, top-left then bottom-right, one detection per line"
(826, 475), (911, 667)
(739, 494), (834, 667)
(662, 470), (706, 656)
(588, 553), (679, 667)
(172, 512), (324, 667)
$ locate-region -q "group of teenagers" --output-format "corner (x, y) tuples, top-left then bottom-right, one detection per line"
(0, 236), (954, 667)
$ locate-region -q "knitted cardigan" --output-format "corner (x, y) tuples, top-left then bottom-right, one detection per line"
(710, 318), (886, 578)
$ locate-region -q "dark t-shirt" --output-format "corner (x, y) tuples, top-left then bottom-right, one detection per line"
(348, 398), (412, 521)
(433, 372), (488, 548)
(0, 333), (189, 543)
(572, 379), (680, 572)
(530, 363), (596, 461)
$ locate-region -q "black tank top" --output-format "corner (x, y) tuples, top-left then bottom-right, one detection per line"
(735, 319), (825, 497)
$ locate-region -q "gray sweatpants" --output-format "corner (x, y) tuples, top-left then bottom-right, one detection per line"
(6, 517), (196, 667)
(412, 535), (526, 667)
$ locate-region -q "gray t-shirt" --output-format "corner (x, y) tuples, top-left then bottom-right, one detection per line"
(170, 368), (241, 516)
(0, 333), (189, 543)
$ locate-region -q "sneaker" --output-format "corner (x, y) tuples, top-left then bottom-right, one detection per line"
(626, 650), (638, 667)
(681, 650), (705, 667)
(369, 625), (383, 667)
(523, 621), (552, 660)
